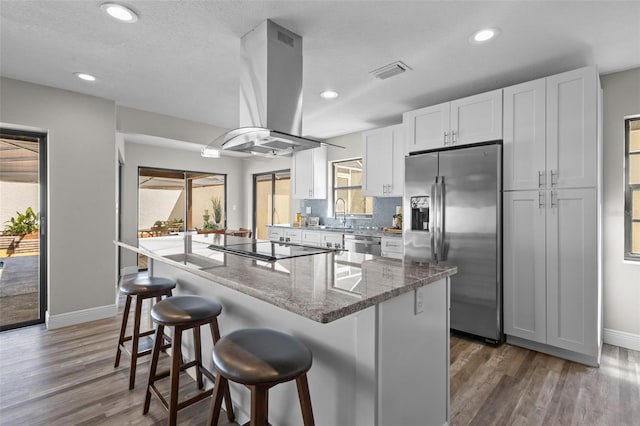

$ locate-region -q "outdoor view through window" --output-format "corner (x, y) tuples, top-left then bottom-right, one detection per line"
(333, 159), (373, 216)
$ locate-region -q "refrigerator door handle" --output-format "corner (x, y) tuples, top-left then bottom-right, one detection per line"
(430, 182), (437, 261)
(437, 176), (445, 261)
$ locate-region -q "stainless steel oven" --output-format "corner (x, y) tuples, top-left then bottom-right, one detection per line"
(344, 234), (381, 256)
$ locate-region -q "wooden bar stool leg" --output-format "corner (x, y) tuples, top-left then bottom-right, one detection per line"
(207, 374), (226, 426)
(296, 373), (315, 426)
(168, 327), (183, 426)
(144, 324), (165, 414)
(193, 325), (204, 389)
(250, 385), (269, 426)
(128, 295), (144, 390)
(210, 321), (235, 421)
(114, 294), (132, 368)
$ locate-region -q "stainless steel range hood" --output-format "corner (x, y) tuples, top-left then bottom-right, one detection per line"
(204, 20), (332, 157)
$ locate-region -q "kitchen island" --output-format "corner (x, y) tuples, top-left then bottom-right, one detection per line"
(117, 234), (456, 426)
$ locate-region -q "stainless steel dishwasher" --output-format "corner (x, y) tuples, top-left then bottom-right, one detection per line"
(344, 234), (382, 256)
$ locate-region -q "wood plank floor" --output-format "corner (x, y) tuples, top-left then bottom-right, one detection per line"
(1, 304), (638, 425)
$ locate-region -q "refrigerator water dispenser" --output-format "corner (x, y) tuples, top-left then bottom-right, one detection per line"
(410, 196), (429, 231)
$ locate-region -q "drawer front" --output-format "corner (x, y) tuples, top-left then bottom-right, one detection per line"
(382, 237), (403, 254)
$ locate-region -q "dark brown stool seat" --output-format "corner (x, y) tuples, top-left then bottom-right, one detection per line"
(144, 295), (234, 426)
(114, 276), (176, 389)
(208, 328), (314, 426)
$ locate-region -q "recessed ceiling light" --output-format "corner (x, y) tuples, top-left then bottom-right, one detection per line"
(471, 27), (500, 44)
(100, 3), (138, 23)
(74, 72), (96, 82)
(320, 90), (339, 99)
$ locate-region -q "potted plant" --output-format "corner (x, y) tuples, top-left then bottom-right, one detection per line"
(4, 207), (39, 239)
(211, 196), (223, 226)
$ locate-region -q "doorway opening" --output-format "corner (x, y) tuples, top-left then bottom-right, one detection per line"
(0, 128), (47, 331)
(254, 170), (290, 240)
(137, 167), (226, 269)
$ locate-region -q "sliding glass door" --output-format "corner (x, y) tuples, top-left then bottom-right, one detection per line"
(254, 170), (290, 240)
(138, 167), (226, 268)
(0, 129), (47, 331)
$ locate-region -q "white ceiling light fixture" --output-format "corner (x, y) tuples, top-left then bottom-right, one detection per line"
(471, 27), (500, 44)
(100, 3), (138, 23)
(320, 90), (339, 99)
(74, 72), (96, 81)
(201, 146), (220, 158)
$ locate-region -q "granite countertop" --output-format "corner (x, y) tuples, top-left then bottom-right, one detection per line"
(268, 224), (403, 238)
(116, 234), (455, 323)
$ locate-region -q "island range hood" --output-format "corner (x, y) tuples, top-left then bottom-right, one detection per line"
(204, 20), (336, 157)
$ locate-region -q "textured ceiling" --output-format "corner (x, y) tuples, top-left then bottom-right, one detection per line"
(1, 1), (639, 142)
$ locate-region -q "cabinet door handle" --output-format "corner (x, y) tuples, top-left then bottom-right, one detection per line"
(550, 170), (558, 187)
(538, 171), (545, 188)
(538, 191), (545, 209)
(550, 191), (557, 208)
(309, 189), (313, 197)
(451, 130), (457, 144)
(444, 131), (449, 145)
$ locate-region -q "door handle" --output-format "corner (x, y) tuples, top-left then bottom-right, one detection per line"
(430, 182), (436, 260)
(550, 170), (558, 187)
(538, 191), (545, 209)
(538, 171), (545, 188)
(437, 176), (445, 261)
(550, 191), (557, 208)
(443, 131), (449, 146)
(451, 130), (457, 144)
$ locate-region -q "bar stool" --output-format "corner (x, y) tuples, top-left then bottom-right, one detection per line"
(115, 275), (176, 389)
(207, 328), (314, 426)
(144, 295), (235, 426)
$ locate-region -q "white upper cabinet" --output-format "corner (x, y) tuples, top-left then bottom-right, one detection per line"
(362, 124), (404, 197)
(503, 66), (598, 191)
(503, 78), (547, 191)
(291, 145), (327, 199)
(404, 89), (503, 154)
(546, 67), (598, 189)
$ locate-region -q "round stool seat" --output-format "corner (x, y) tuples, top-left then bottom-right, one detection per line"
(151, 295), (222, 326)
(120, 276), (176, 295)
(213, 328), (312, 385)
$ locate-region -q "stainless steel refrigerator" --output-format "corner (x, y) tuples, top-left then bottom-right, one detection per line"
(403, 142), (502, 343)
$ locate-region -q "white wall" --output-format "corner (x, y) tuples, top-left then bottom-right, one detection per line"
(0, 77), (117, 323)
(0, 181), (38, 227)
(601, 68), (640, 339)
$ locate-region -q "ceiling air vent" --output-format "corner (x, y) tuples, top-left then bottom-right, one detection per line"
(370, 61), (411, 80)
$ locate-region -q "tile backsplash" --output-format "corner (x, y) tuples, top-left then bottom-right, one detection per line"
(299, 197), (402, 229)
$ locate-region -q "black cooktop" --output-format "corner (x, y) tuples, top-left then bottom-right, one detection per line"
(208, 241), (337, 261)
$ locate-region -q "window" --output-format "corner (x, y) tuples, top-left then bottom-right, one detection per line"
(332, 159), (373, 216)
(625, 115), (640, 260)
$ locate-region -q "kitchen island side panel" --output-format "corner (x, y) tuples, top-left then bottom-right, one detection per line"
(378, 278), (450, 426)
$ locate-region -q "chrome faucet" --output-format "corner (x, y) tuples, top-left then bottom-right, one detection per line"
(335, 197), (346, 226)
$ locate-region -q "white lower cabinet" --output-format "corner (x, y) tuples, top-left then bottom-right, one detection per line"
(267, 227), (284, 242)
(504, 188), (600, 365)
(302, 230), (323, 246)
(283, 228), (302, 244)
(381, 236), (403, 259)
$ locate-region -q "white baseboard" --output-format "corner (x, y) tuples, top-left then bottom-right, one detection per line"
(46, 304), (117, 330)
(603, 328), (640, 352)
(120, 265), (139, 276)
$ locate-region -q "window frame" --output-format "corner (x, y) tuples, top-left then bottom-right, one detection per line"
(331, 158), (373, 218)
(624, 114), (640, 261)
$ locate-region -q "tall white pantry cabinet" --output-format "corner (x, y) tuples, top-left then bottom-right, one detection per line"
(502, 66), (603, 366)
